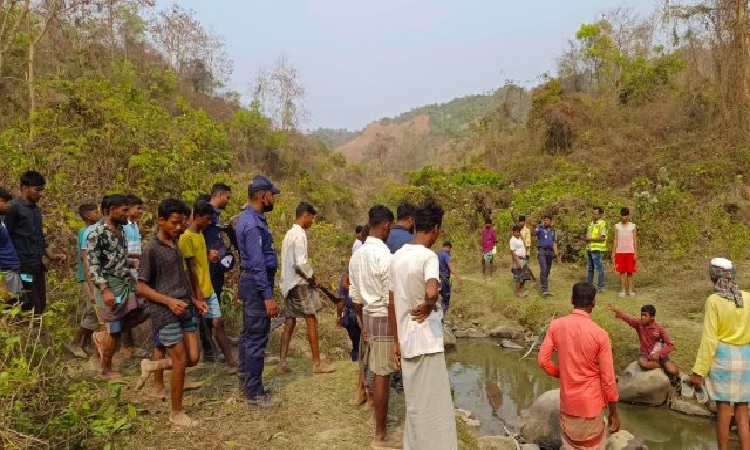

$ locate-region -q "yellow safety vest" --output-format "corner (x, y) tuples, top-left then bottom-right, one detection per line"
(587, 220), (607, 252)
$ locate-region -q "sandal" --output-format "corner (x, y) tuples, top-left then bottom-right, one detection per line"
(92, 331), (106, 361)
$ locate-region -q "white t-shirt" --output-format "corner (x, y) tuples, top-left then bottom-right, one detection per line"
(391, 244), (444, 359)
(614, 222), (636, 254)
(510, 236), (526, 262)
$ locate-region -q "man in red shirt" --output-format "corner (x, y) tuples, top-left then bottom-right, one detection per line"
(607, 304), (680, 381)
(538, 282), (619, 450)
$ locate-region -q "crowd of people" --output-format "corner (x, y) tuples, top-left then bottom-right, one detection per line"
(2, 170), (750, 450)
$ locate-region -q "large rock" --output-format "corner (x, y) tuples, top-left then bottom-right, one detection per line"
(489, 325), (523, 339)
(520, 389), (562, 449)
(477, 436), (518, 450)
(444, 326), (457, 349)
(669, 397), (713, 417)
(606, 430), (647, 450)
(617, 361), (670, 406)
(501, 339), (524, 350)
(455, 329), (489, 339)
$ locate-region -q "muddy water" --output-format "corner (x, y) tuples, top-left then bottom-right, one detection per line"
(447, 340), (730, 450)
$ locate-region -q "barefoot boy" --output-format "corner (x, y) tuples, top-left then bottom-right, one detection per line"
(607, 303), (680, 380)
(136, 199), (208, 427)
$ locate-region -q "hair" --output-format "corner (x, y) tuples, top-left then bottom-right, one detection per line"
(620, 207), (630, 216)
(572, 282), (597, 308)
(641, 304), (656, 317)
(414, 199), (445, 232)
(107, 194), (129, 209)
(100, 195), (111, 213)
(361, 225), (370, 239)
(20, 170), (45, 188)
(196, 194), (212, 203)
(158, 198), (189, 220)
(192, 199), (214, 218)
(396, 203), (416, 221)
(211, 183), (232, 197)
(484, 217), (492, 225)
(248, 188), (269, 200)
(443, 241), (452, 248)
(593, 206), (604, 214)
(518, 215), (526, 222)
(512, 224), (521, 232)
(0, 187), (12, 201)
(368, 205), (394, 228)
(78, 203), (97, 219)
(296, 201), (317, 218)
(543, 214), (553, 220)
(125, 194), (143, 206)
(355, 225), (364, 234)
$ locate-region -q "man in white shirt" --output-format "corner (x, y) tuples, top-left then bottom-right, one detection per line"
(352, 225), (364, 254)
(278, 202), (334, 374)
(349, 205), (400, 449)
(391, 200), (457, 450)
(510, 224), (529, 298)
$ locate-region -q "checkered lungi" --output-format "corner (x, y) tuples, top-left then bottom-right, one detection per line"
(707, 341), (750, 402)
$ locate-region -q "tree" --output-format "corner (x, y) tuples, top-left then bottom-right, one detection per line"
(251, 52), (308, 131)
(0, 0), (30, 77)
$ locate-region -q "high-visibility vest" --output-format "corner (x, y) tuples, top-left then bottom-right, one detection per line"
(587, 220), (607, 252)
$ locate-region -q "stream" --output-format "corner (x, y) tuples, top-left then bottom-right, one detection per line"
(446, 340), (732, 450)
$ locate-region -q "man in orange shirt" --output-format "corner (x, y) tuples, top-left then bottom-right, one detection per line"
(538, 282), (620, 450)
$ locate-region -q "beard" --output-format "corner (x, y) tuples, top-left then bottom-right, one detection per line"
(262, 201), (274, 213)
(113, 216), (129, 226)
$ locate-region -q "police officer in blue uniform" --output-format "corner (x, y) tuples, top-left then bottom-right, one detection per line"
(236, 175), (281, 409)
(534, 214), (561, 298)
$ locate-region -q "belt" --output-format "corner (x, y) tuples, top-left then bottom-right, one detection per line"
(537, 247), (554, 251)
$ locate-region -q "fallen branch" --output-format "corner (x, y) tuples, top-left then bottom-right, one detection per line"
(519, 313), (557, 361)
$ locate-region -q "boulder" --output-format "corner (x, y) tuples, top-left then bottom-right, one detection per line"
(606, 430), (647, 450)
(489, 325), (523, 339)
(501, 339), (524, 350)
(617, 361), (670, 406)
(520, 389), (562, 449)
(477, 436), (519, 450)
(444, 327), (457, 349)
(455, 408), (474, 420)
(455, 329), (489, 339)
(521, 445), (540, 450)
(669, 398), (713, 417)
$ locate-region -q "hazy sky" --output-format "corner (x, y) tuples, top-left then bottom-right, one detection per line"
(158, 1), (655, 130)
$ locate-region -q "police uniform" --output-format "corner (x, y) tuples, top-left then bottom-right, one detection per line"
(236, 176), (280, 400)
(535, 225), (556, 294)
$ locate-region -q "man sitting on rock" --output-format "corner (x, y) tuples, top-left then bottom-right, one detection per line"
(607, 304), (680, 382)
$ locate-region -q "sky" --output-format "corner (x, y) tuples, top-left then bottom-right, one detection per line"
(157, 0), (656, 130)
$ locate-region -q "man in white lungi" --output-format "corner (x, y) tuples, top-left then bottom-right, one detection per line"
(391, 199), (457, 450)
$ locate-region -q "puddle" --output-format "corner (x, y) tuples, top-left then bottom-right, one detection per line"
(447, 339), (730, 449)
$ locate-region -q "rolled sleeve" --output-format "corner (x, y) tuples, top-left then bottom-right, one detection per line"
(424, 253), (440, 282)
(598, 333), (619, 402)
(538, 326), (559, 378)
(244, 226), (273, 299)
(693, 297), (719, 377)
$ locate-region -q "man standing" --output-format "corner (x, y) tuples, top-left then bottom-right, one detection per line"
(202, 183), (234, 361)
(278, 202), (335, 374)
(5, 171), (66, 314)
(585, 206), (607, 293)
(480, 219), (498, 277)
(236, 175), (281, 409)
(386, 203), (415, 254)
(353, 225), (365, 254)
(612, 207), (637, 297)
(538, 282), (620, 449)
(391, 200), (457, 450)
(88, 195), (149, 380)
(690, 258), (750, 450)
(349, 205), (400, 449)
(534, 215), (561, 298)
(121, 194), (145, 358)
(510, 225), (528, 298)
(518, 216), (537, 283)
(0, 187), (21, 301)
(437, 241), (459, 312)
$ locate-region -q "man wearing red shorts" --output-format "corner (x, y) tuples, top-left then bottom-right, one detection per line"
(612, 207), (637, 298)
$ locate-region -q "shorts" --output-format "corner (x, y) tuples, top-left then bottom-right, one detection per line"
(639, 353), (670, 370)
(284, 284), (323, 318)
(614, 253), (636, 274)
(483, 252), (494, 262)
(204, 292), (222, 319)
(103, 307), (144, 334)
(158, 315), (199, 347)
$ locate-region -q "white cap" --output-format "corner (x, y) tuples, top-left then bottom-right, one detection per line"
(711, 258), (733, 270)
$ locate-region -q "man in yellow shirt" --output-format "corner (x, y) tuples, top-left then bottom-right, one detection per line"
(180, 200), (237, 372)
(518, 216), (536, 284)
(691, 258), (750, 450)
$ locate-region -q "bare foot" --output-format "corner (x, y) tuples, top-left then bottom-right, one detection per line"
(66, 343), (89, 359)
(183, 379), (204, 391)
(152, 388), (166, 401)
(120, 346), (133, 358)
(169, 411), (199, 427)
(100, 371), (122, 381)
(278, 365), (292, 374)
(371, 436), (402, 449)
(135, 359), (158, 390)
(313, 362), (335, 374)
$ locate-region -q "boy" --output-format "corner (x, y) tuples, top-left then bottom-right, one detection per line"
(480, 218), (498, 277)
(0, 187), (21, 302)
(613, 207), (637, 297)
(607, 303), (679, 380)
(136, 198), (208, 427)
(510, 225), (528, 298)
(121, 194), (146, 358)
(391, 199), (457, 450)
(66, 203), (101, 358)
(437, 241), (460, 312)
(179, 200), (236, 371)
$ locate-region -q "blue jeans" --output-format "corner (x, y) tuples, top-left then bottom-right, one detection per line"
(537, 248), (554, 292)
(587, 251), (605, 290)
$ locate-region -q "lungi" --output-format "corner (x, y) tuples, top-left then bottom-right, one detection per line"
(401, 352), (457, 450)
(560, 411), (607, 450)
(707, 341), (750, 402)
